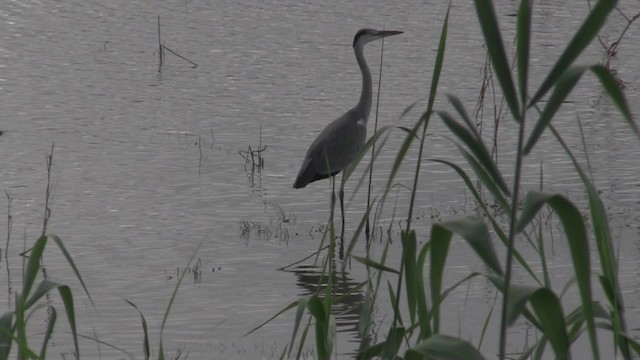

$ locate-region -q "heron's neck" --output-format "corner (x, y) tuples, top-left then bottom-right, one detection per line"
(354, 43), (372, 122)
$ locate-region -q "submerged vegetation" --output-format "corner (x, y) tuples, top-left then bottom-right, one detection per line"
(252, 0), (640, 359)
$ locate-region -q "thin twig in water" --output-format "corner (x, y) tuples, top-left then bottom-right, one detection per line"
(156, 16), (198, 68)
(198, 134), (203, 179)
(161, 45), (198, 68)
(158, 16), (164, 64)
(42, 143), (54, 238)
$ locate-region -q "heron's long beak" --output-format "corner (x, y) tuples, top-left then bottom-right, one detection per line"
(378, 30), (403, 38)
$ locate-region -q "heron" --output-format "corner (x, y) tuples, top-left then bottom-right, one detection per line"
(293, 28), (403, 243)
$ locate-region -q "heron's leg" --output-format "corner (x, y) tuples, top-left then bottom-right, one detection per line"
(339, 183), (345, 259)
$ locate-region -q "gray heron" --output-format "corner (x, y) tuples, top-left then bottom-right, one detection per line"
(293, 28), (402, 242)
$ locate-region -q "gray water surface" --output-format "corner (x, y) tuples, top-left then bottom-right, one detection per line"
(1, 0), (639, 358)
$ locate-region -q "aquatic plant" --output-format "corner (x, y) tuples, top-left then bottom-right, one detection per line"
(259, 0), (640, 359)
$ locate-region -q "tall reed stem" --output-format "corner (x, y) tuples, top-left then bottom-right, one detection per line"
(499, 110), (526, 359)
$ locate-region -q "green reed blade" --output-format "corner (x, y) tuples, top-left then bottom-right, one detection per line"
(516, 0), (532, 103)
(0, 312), (14, 360)
(402, 230), (418, 325)
(474, 0), (520, 121)
(124, 299), (150, 360)
(524, 66), (587, 155)
(38, 306), (56, 360)
(590, 65), (638, 136)
(530, 288), (570, 360)
(51, 234), (94, 306)
(516, 191), (599, 359)
(439, 111), (510, 195)
(529, 0), (618, 106)
(57, 285), (80, 359)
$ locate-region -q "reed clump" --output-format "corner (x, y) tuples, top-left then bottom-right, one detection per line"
(259, 0), (640, 359)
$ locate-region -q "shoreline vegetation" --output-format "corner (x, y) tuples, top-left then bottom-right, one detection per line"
(1, 0), (639, 359)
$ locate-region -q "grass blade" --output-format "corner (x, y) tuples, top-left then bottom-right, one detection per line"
(158, 241), (203, 359)
(439, 216), (502, 275)
(406, 334), (486, 360)
(381, 326), (405, 360)
(447, 94), (480, 139)
(429, 224), (452, 334)
(517, 0), (532, 103)
(405, 0), (450, 231)
(402, 230), (418, 325)
(50, 234), (94, 306)
(352, 255), (400, 275)
(0, 312), (14, 360)
(26, 280), (64, 309)
(474, 0), (520, 120)
(38, 306), (56, 360)
(124, 299), (150, 360)
(524, 66), (587, 155)
(439, 111), (510, 195)
(307, 295), (330, 360)
(529, 0), (617, 105)
(288, 295), (310, 359)
(429, 158), (538, 281)
(530, 288), (570, 359)
(548, 124), (630, 357)
(590, 65), (638, 136)
(415, 241), (432, 340)
(22, 235), (48, 300)
(516, 191), (599, 359)
(58, 285), (80, 359)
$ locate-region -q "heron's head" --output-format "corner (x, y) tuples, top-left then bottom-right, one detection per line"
(353, 28), (403, 48)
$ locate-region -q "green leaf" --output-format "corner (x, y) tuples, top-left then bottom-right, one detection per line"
(548, 124), (630, 357)
(125, 299), (150, 360)
(590, 65), (638, 136)
(50, 234), (94, 306)
(38, 306), (56, 360)
(352, 255), (400, 275)
(26, 280), (64, 309)
(356, 341), (385, 360)
(514, 191), (599, 358)
(307, 295), (329, 360)
(530, 288), (570, 360)
(438, 216), (503, 275)
(0, 312), (14, 360)
(429, 224), (452, 334)
(402, 230), (418, 325)
(447, 94), (478, 139)
(429, 159), (538, 281)
(456, 145), (510, 211)
(245, 300), (298, 337)
(439, 111), (510, 195)
(426, 0), (451, 115)
(516, 0), (532, 103)
(406, 334), (486, 360)
(158, 242), (203, 359)
(415, 242), (433, 340)
(382, 327), (405, 359)
(529, 0), (617, 105)
(288, 295), (310, 359)
(506, 284), (537, 325)
(58, 285), (80, 359)
(23, 236), (48, 299)
(474, 0), (520, 121)
(524, 66), (587, 155)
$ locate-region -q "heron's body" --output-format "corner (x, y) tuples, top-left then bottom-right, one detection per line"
(293, 28), (402, 189)
(293, 108), (366, 188)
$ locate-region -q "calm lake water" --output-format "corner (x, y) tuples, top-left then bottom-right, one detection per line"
(1, 0), (639, 358)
